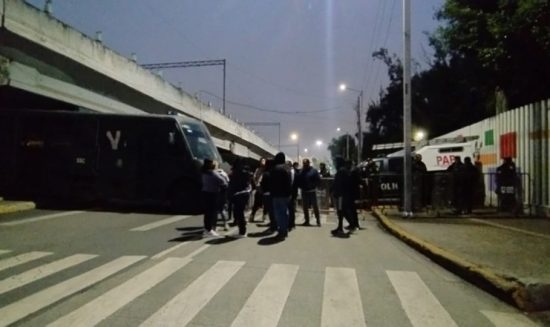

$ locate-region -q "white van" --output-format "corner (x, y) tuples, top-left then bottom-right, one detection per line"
(414, 142), (476, 171)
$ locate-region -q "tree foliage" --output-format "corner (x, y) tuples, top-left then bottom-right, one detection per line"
(363, 1), (550, 158)
(432, 0), (550, 107)
(328, 134), (356, 163)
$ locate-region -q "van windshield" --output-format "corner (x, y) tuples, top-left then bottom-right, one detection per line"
(180, 121), (220, 161)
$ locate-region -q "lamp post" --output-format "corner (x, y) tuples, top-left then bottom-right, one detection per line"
(403, 0), (412, 217)
(338, 84), (363, 164)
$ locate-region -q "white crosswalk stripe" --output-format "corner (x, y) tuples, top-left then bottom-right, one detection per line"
(0, 251), (52, 272)
(140, 260), (245, 327)
(130, 215), (191, 231)
(48, 257), (191, 327)
(0, 255), (145, 327)
(480, 310), (539, 327)
(387, 270), (458, 327)
(0, 254), (97, 295)
(0, 248), (539, 327)
(231, 263), (299, 327)
(322, 267), (367, 327)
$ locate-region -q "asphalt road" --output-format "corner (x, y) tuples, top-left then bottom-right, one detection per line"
(0, 208), (542, 326)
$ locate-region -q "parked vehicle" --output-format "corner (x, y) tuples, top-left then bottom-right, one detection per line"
(0, 110), (223, 213)
(413, 142), (476, 171)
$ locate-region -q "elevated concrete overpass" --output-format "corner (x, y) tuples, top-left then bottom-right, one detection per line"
(0, 0), (277, 161)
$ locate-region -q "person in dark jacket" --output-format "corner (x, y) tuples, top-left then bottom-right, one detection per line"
(347, 160), (366, 230)
(297, 158), (321, 226)
(330, 156), (353, 236)
(288, 161), (300, 231)
(270, 152), (292, 239)
(228, 159), (253, 237)
(496, 157), (517, 213)
(201, 159), (228, 237)
(260, 159), (276, 232)
(447, 156), (464, 214)
(462, 157), (479, 214)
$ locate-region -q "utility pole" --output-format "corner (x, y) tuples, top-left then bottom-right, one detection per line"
(403, 0), (412, 217)
(357, 91), (363, 165)
(142, 59), (227, 114)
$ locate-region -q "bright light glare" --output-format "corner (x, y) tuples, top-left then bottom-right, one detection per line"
(290, 133), (298, 141)
(336, 127), (341, 132)
(304, 148), (309, 153)
(414, 130), (426, 141)
(339, 83), (347, 91)
(316, 140), (323, 147)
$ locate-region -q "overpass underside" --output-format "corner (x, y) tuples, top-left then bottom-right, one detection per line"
(0, 0), (277, 162)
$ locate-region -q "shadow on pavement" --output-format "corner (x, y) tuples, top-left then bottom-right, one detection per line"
(176, 226), (204, 232)
(248, 228), (276, 238)
(258, 235), (285, 245)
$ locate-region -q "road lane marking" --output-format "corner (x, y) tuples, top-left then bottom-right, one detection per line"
(151, 243), (189, 260)
(321, 267), (366, 327)
(480, 310), (538, 327)
(185, 244), (210, 259)
(0, 251), (53, 272)
(0, 211), (85, 226)
(140, 260), (245, 327)
(387, 270), (458, 327)
(48, 257), (191, 327)
(130, 215), (192, 232)
(0, 255), (145, 327)
(0, 254), (98, 295)
(231, 263), (299, 327)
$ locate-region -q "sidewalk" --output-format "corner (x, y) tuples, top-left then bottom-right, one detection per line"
(373, 207), (550, 312)
(0, 199), (36, 215)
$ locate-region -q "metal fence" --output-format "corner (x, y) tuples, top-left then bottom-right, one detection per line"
(315, 172), (533, 217)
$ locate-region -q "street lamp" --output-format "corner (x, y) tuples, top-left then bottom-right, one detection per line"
(414, 130), (426, 142)
(290, 132), (300, 161)
(338, 83), (363, 164)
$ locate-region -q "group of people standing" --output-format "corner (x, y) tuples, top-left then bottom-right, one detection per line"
(200, 152), (334, 240)
(446, 155), (481, 214)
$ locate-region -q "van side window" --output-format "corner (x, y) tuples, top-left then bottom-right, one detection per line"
(388, 158), (403, 173)
(438, 147), (463, 153)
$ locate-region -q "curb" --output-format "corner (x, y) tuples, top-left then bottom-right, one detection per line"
(373, 208), (549, 312)
(0, 201), (36, 215)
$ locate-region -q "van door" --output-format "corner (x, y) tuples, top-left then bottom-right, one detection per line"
(98, 116), (139, 200)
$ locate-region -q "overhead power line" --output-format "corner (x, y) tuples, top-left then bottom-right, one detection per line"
(142, 59), (227, 114)
(198, 90), (343, 115)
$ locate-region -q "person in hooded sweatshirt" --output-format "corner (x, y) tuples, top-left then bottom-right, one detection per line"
(201, 159), (228, 237)
(270, 152), (292, 239)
